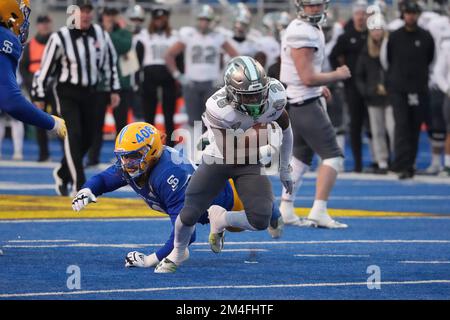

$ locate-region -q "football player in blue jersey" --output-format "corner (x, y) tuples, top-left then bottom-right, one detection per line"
(0, 0), (66, 138)
(71, 122), (283, 268)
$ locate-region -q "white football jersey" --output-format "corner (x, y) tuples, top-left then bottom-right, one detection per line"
(280, 19), (324, 104)
(202, 78), (287, 158)
(135, 29), (179, 66)
(224, 37), (260, 67)
(256, 35), (281, 70)
(179, 26), (226, 81)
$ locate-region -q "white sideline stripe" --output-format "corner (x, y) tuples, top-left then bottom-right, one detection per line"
(2, 181), (449, 200)
(1, 280), (449, 298)
(3, 239), (450, 249)
(2, 161), (450, 185)
(194, 249), (268, 252)
(0, 218), (170, 224)
(7, 240), (77, 243)
(275, 195), (450, 201)
(294, 254), (370, 258)
(399, 261), (450, 264)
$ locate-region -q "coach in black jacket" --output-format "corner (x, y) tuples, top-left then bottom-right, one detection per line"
(382, 0), (434, 179)
(329, 0), (368, 172)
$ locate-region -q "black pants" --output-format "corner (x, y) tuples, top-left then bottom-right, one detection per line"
(345, 83), (368, 172)
(141, 65), (177, 147)
(391, 92), (429, 173)
(55, 84), (97, 191)
(88, 91), (110, 164)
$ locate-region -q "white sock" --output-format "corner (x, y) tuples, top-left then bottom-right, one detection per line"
(445, 155), (450, 168)
(379, 161), (388, 169)
(11, 120), (24, 157)
(167, 216), (195, 265)
(431, 153), (441, 168)
(308, 200), (330, 220)
(225, 211), (257, 231)
(281, 157), (309, 202)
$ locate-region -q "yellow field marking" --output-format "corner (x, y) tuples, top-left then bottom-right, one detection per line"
(0, 194), (434, 220)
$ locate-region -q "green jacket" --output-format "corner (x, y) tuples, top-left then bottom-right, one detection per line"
(98, 25), (133, 91)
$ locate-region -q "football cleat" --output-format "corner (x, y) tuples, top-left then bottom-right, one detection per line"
(308, 212), (348, 229)
(209, 231), (225, 253)
(268, 216), (284, 239)
(125, 251), (146, 268)
(154, 258), (178, 273)
(0, 248), (3, 255)
(53, 166), (68, 196)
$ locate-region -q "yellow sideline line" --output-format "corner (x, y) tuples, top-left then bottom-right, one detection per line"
(0, 194), (433, 220)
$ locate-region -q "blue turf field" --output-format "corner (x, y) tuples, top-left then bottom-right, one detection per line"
(1, 134), (450, 299)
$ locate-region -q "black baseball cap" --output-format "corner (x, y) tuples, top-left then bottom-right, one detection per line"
(401, 0), (422, 13)
(75, 0), (94, 10)
(36, 15), (51, 24)
(151, 7), (170, 18)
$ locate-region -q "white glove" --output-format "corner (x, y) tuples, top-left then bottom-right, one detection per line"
(125, 251), (159, 268)
(71, 188), (97, 212)
(280, 165), (293, 194)
(173, 70), (192, 87)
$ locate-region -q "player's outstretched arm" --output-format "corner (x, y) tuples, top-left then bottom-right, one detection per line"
(72, 165), (128, 212)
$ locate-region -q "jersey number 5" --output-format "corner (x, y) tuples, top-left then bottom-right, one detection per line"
(1, 40), (13, 55)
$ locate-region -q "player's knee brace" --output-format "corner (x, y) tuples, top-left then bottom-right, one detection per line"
(322, 156), (344, 173)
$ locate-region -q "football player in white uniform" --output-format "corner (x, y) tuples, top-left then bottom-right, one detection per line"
(279, 0), (351, 229)
(134, 6), (179, 146)
(164, 4), (238, 133)
(155, 56), (293, 273)
(420, 2), (450, 174)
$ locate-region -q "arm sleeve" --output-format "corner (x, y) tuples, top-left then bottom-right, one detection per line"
(0, 54), (54, 130)
(31, 33), (61, 101)
(355, 55), (367, 97)
(103, 32), (121, 93)
(154, 167), (195, 261)
(135, 40), (144, 67)
(82, 164), (128, 197)
(329, 34), (346, 70)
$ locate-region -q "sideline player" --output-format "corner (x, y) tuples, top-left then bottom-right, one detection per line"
(279, 0), (351, 228)
(155, 56), (293, 273)
(71, 122), (283, 268)
(0, 0), (66, 138)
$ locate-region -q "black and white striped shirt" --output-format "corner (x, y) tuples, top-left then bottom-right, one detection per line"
(32, 24), (120, 100)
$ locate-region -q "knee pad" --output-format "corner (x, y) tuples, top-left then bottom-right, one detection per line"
(179, 207), (199, 227)
(322, 156), (344, 172)
(248, 215), (270, 231)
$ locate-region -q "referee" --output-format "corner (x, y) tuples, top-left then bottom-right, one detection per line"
(32, 0), (121, 196)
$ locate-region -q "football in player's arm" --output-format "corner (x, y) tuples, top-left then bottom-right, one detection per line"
(71, 122), (282, 268)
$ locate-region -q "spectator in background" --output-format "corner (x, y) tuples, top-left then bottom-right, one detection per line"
(19, 15), (54, 162)
(134, 6), (178, 147)
(329, 0), (369, 173)
(323, 13), (346, 171)
(87, 7), (133, 167)
(434, 40), (450, 176)
(382, 0), (435, 179)
(356, 17), (394, 174)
